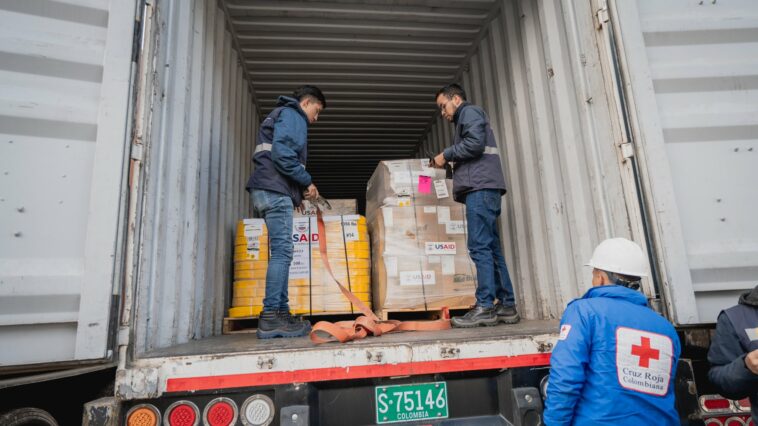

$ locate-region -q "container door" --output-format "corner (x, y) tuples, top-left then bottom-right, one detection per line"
(611, 0), (758, 324)
(0, 0), (137, 367)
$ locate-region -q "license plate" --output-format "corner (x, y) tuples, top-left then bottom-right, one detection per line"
(375, 382), (449, 424)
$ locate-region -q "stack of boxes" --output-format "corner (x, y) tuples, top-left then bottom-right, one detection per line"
(366, 159), (477, 312)
(228, 211), (371, 318)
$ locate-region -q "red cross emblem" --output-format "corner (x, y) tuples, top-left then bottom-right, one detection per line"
(631, 336), (660, 368)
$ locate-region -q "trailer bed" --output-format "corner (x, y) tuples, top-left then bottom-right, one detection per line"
(118, 320), (558, 399)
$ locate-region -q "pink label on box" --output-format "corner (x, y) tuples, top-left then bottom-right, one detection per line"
(418, 175), (432, 193)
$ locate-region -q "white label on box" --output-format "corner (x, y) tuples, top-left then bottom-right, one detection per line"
(400, 270), (436, 286)
(428, 255), (440, 264)
(382, 207), (393, 227)
(289, 218), (314, 279)
(343, 214), (360, 221)
(396, 197), (411, 207)
(342, 219), (360, 242)
(434, 180), (449, 199)
(243, 219), (264, 237)
(425, 242), (457, 255)
(420, 158), (430, 170)
(386, 161), (406, 172)
(442, 255), (456, 275)
(423, 206), (437, 214)
(446, 220), (465, 235)
(437, 206), (450, 224)
(384, 256), (398, 277)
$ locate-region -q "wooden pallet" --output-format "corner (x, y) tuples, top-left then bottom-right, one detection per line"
(375, 306), (471, 322)
(223, 312), (363, 335)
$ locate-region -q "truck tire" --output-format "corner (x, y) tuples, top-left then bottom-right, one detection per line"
(0, 407), (59, 426)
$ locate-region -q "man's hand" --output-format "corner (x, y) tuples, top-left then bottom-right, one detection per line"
(296, 203), (306, 215)
(303, 183), (319, 201)
(432, 152), (447, 169)
(745, 349), (758, 375)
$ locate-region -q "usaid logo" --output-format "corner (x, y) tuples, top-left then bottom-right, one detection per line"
(615, 327), (674, 396)
(425, 242), (457, 255)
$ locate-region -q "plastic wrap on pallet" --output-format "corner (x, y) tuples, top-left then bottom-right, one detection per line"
(365, 159), (457, 222)
(367, 160), (477, 312)
(229, 216), (371, 318)
(294, 198), (357, 217)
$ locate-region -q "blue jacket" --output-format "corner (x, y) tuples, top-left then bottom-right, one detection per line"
(246, 96), (312, 206)
(707, 289), (758, 425)
(442, 102), (507, 203)
(544, 285), (681, 426)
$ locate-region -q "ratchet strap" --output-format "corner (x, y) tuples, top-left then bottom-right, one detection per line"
(309, 209), (451, 344)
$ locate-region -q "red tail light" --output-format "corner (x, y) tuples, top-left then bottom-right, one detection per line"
(203, 397), (238, 426)
(736, 398), (752, 412)
(705, 418), (725, 426)
(724, 417), (746, 426)
(165, 401), (199, 426)
(702, 395), (733, 413)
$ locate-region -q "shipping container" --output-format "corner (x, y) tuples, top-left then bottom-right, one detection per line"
(0, 0), (755, 424)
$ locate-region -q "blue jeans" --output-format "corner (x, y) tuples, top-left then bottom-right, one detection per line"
(464, 189), (516, 309)
(251, 189), (293, 312)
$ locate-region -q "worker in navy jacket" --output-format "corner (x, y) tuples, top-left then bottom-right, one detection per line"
(430, 83), (518, 328)
(708, 284), (758, 425)
(245, 85), (325, 339)
(544, 238), (681, 426)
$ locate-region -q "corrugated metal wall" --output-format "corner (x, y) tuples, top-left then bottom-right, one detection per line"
(614, 0), (758, 324)
(417, 0), (639, 320)
(134, 0), (258, 353)
(0, 0), (136, 366)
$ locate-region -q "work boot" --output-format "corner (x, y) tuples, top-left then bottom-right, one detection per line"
(277, 309), (312, 329)
(451, 305), (499, 328)
(256, 310), (310, 339)
(494, 303), (521, 324)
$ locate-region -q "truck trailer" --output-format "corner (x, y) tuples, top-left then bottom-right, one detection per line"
(0, 0), (755, 425)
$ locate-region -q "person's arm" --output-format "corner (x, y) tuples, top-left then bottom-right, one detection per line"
(442, 108), (487, 162)
(707, 312), (758, 398)
(271, 109), (312, 187)
(543, 303), (592, 426)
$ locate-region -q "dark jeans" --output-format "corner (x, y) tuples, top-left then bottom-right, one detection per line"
(464, 189), (516, 309)
(251, 189), (293, 312)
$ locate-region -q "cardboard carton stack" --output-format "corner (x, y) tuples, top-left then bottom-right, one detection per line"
(366, 160), (477, 312)
(229, 215), (371, 318)
(294, 198), (357, 217)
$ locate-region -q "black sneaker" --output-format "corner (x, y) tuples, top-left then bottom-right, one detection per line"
(257, 310), (311, 339)
(494, 304), (521, 324)
(451, 305), (499, 328)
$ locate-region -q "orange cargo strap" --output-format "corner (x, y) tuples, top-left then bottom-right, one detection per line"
(309, 209), (451, 344)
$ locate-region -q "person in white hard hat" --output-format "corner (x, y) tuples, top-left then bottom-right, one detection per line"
(543, 238), (681, 426)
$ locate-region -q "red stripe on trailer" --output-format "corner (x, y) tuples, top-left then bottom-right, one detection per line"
(166, 353), (551, 393)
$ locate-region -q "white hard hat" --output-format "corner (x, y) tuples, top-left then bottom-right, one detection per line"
(585, 238), (649, 277)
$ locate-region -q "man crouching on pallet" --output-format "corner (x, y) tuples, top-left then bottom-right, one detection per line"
(430, 83), (520, 328)
(245, 85), (326, 339)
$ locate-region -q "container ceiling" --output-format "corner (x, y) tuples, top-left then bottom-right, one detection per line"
(221, 0), (500, 201)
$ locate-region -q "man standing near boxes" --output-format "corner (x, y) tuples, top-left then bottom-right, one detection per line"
(431, 83), (520, 328)
(246, 85), (326, 339)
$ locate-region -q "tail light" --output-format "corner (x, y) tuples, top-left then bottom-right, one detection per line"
(701, 395), (734, 413)
(736, 398), (752, 412)
(724, 417), (747, 426)
(203, 397), (238, 426)
(126, 404), (161, 426)
(165, 401), (199, 426)
(240, 394), (275, 426)
(705, 419), (724, 426)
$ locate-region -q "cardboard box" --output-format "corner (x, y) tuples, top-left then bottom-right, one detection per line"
(229, 216), (371, 317)
(294, 198), (357, 217)
(369, 204), (476, 312)
(366, 159), (457, 222)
